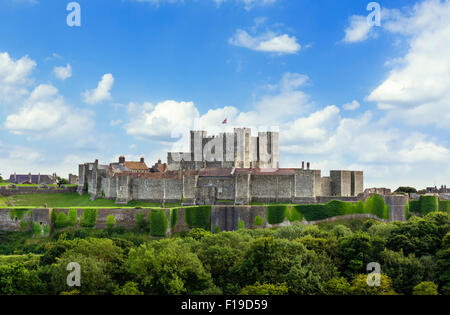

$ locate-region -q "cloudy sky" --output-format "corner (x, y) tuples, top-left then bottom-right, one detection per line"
(0, 0), (449, 189)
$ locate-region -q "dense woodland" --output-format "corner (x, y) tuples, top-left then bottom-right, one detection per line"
(0, 210), (449, 295)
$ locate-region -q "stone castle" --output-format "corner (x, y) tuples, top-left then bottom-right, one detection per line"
(78, 128), (364, 204)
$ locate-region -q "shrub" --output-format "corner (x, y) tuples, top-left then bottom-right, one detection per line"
(240, 282), (288, 295)
(323, 277), (351, 295)
(32, 222), (42, 237)
(186, 228), (212, 240)
(106, 215), (116, 229)
(439, 200), (450, 212)
(43, 224), (50, 235)
(413, 281), (439, 295)
(254, 216), (264, 226)
(79, 209), (97, 228)
(286, 207), (303, 222)
(409, 200), (420, 213)
(149, 210), (168, 237)
(54, 212), (69, 229)
(405, 200), (410, 219)
(238, 220), (245, 230)
(113, 282), (144, 295)
(9, 209), (28, 221)
(67, 209), (78, 227)
(135, 213), (148, 231)
(170, 209), (178, 229)
(19, 221), (30, 231)
(349, 274), (397, 295)
(266, 205), (287, 224)
(364, 194), (389, 219)
(419, 196), (439, 215)
(214, 225), (221, 234)
(184, 206), (211, 231)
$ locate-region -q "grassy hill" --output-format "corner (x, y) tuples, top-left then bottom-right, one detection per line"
(0, 192), (181, 208)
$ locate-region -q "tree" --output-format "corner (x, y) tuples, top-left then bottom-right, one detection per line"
(196, 231), (252, 294)
(349, 274), (397, 295)
(238, 237), (337, 295)
(436, 232), (450, 294)
(323, 277), (351, 295)
(57, 177), (69, 187)
(125, 239), (218, 295)
(0, 263), (45, 294)
(240, 282), (289, 295)
(387, 216), (441, 257)
(413, 282), (439, 295)
(380, 249), (424, 295)
(336, 232), (385, 278)
(394, 187), (417, 194)
(49, 253), (115, 295)
(113, 282), (144, 295)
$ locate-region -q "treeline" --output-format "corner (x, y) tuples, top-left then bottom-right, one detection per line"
(0, 211), (449, 295)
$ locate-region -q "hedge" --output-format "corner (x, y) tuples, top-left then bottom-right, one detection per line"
(67, 209), (78, 227)
(170, 209), (178, 229)
(184, 206), (211, 231)
(266, 205), (287, 224)
(439, 200), (450, 212)
(409, 196), (441, 215)
(419, 196), (439, 214)
(289, 195), (390, 222)
(54, 212), (69, 229)
(364, 194), (389, 219)
(149, 209), (168, 237)
(79, 208), (97, 228)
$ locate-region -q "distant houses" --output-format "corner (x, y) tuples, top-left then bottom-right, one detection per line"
(9, 173), (57, 185)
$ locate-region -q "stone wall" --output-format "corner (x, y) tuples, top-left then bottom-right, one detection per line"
(0, 208), (50, 232)
(321, 177), (331, 196)
(0, 197), (409, 235)
(198, 177), (235, 200)
(294, 170), (315, 199)
(235, 174), (250, 204)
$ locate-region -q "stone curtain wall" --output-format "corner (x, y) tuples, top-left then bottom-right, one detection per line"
(0, 195), (409, 235)
(0, 208), (51, 232)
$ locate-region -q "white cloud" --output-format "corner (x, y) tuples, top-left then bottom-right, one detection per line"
(124, 69), (449, 189)
(82, 73), (114, 104)
(343, 15), (374, 43)
(5, 84), (94, 138)
(0, 52), (36, 103)
(229, 29), (301, 54)
(132, 0), (279, 10)
(110, 119), (123, 126)
(367, 0), (450, 129)
(343, 100), (360, 110)
(53, 64), (72, 80)
(125, 100), (200, 141)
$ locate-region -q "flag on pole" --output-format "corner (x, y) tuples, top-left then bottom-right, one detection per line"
(222, 118), (227, 124)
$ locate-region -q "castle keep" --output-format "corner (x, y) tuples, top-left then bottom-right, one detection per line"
(78, 128), (364, 204)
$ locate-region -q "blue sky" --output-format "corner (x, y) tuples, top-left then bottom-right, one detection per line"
(0, 0), (449, 189)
